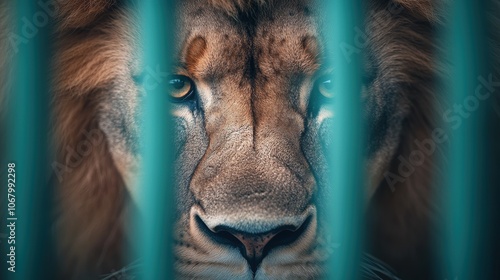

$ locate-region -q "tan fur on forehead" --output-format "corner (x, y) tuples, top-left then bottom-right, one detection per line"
(185, 36), (208, 74)
(208, 0), (274, 17)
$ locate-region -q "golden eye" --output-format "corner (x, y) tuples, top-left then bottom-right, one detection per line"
(318, 78), (334, 99)
(168, 75), (195, 101)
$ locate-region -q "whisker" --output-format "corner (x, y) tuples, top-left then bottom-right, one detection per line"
(361, 254), (401, 280)
(100, 259), (141, 280)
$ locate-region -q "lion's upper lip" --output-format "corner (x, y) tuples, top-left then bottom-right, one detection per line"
(186, 205), (318, 274)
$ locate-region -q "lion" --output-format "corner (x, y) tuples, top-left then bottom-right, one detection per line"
(1, 0), (497, 279)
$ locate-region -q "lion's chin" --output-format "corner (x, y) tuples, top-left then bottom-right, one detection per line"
(175, 258), (324, 280)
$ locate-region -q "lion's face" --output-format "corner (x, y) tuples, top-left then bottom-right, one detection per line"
(1, 0), (493, 278)
(53, 0), (441, 278)
(96, 0), (415, 278)
(172, 1), (323, 278)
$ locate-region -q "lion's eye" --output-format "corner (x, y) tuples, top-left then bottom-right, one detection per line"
(317, 76), (334, 99)
(168, 75), (195, 102)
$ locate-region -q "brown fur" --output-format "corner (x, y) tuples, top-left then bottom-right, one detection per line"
(362, 2), (443, 276)
(53, 95), (125, 277)
(54, 9), (136, 95)
(56, 0), (117, 29)
(52, 4), (134, 278)
(209, 0), (273, 17)
(393, 0), (436, 20)
(185, 36), (208, 74)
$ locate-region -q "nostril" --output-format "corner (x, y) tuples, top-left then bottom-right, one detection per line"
(263, 216), (312, 252)
(215, 228), (280, 271)
(194, 215), (312, 273)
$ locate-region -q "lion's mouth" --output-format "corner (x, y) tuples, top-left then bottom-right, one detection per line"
(174, 205), (319, 278)
(195, 213), (313, 274)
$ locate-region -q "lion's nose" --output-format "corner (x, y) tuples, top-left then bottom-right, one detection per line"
(218, 228), (283, 264)
(194, 214), (312, 272)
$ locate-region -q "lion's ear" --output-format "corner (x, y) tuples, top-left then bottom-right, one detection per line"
(57, 0), (117, 29)
(391, 0), (442, 22)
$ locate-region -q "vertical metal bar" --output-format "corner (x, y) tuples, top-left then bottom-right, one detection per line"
(442, 0), (489, 278)
(134, 1), (176, 279)
(3, 0), (55, 279)
(323, 0), (364, 279)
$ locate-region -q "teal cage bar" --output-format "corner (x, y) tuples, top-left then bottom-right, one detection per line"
(322, 0), (365, 279)
(442, 0), (492, 279)
(4, 1), (55, 280)
(133, 0), (176, 279)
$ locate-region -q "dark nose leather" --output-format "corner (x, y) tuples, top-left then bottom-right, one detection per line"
(225, 230), (281, 261)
